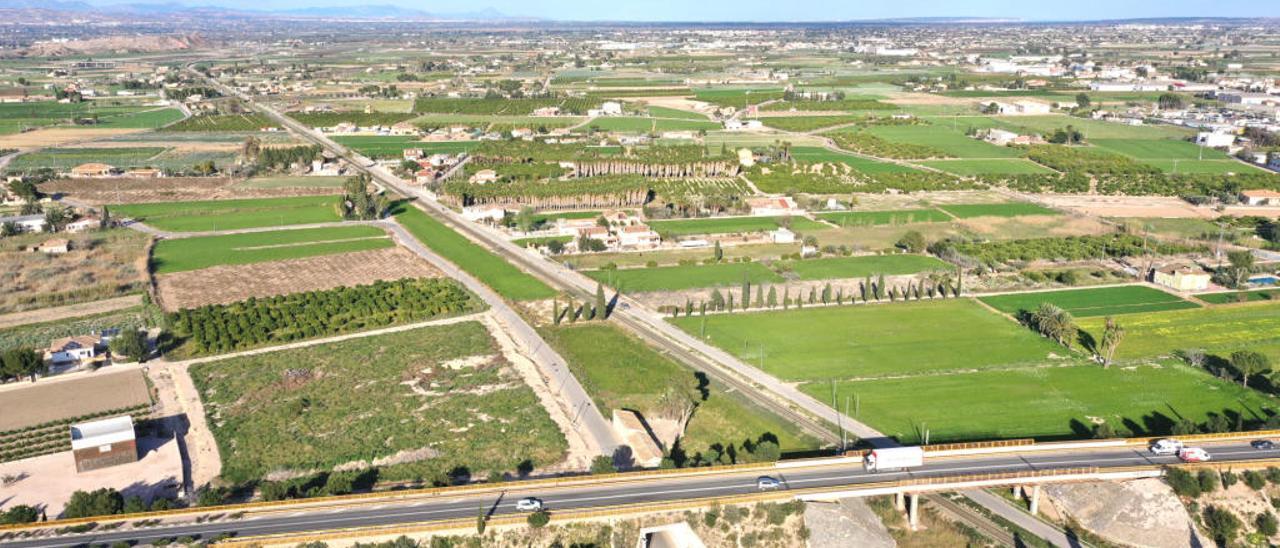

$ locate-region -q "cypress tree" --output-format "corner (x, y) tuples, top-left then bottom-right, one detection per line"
(755, 285), (764, 308)
(767, 286), (777, 308)
(595, 283), (607, 320)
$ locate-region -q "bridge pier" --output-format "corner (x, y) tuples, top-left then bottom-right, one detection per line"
(1012, 484), (1022, 498)
(895, 491), (905, 511)
(908, 493), (919, 530)
(1028, 484), (1041, 515)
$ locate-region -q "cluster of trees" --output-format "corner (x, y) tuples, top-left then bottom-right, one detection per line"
(1025, 145), (1160, 177)
(1046, 125), (1086, 145)
(412, 97), (574, 116)
(551, 284), (611, 324)
(1165, 468), (1279, 546)
(1021, 304), (1123, 365)
(0, 348), (43, 383)
(668, 271), (963, 319)
(165, 87), (221, 102)
(340, 175), (391, 221)
(663, 434), (783, 469)
(442, 175), (651, 210)
(748, 163), (975, 195)
(169, 278), (477, 355)
(977, 173), (1091, 194)
(937, 233), (1201, 267)
(0, 504), (39, 524)
(1215, 250), (1261, 289)
(251, 143), (322, 172)
(1098, 172), (1280, 197)
(357, 84), (401, 99)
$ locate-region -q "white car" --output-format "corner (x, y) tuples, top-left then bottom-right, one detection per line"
(514, 498), (544, 512)
(1178, 447), (1211, 463)
(1149, 438), (1184, 455)
(756, 476), (782, 491)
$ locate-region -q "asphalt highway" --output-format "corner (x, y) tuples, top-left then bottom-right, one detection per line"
(12, 440), (1279, 547)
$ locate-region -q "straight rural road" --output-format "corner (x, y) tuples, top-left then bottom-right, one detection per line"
(14, 440), (1277, 547)
(194, 71), (881, 448)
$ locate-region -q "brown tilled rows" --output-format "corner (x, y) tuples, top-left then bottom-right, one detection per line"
(42, 177), (341, 205)
(155, 247), (442, 311)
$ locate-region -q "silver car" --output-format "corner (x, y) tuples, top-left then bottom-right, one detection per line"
(756, 476), (782, 491)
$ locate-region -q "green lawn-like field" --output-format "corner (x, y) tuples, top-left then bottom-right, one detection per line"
(152, 225), (393, 274)
(1090, 139), (1228, 160)
(786, 254), (952, 280)
(1196, 289), (1280, 305)
(1078, 303), (1280, 362)
(672, 299), (1061, 381)
(976, 115), (1194, 140)
(1143, 160), (1260, 174)
(647, 106), (709, 120)
(394, 206), (556, 301)
(789, 146), (919, 173)
(191, 322), (566, 483)
(586, 262), (783, 292)
(936, 202), (1058, 218)
(813, 362), (1273, 444)
(111, 196), (344, 232)
(543, 324), (821, 456)
(586, 117), (656, 132)
(332, 136), (479, 158)
(979, 285), (1199, 318)
(864, 125), (1024, 159)
(649, 216), (827, 236)
(817, 209), (952, 226)
(922, 159), (1056, 175)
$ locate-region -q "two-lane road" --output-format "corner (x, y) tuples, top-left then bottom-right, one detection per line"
(11, 440), (1279, 547)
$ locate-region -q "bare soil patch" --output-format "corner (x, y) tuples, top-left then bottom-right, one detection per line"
(955, 214), (1112, 238)
(0, 367), (151, 431)
(43, 177), (343, 205)
(0, 128), (146, 150)
(0, 295), (142, 330)
(0, 436), (181, 517)
(155, 247), (441, 311)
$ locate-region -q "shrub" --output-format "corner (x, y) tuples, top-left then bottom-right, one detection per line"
(1258, 512), (1278, 537)
(527, 510), (550, 528)
(1222, 470), (1239, 489)
(1245, 470), (1267, 490)
(63, 488), (124, 519)
(1203, 505), (1242, 546)
(1166, 468), (1201, 498)
(1198, 469), (1220, 494)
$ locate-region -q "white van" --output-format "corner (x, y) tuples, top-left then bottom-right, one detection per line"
(1149, 438), (1184, 455)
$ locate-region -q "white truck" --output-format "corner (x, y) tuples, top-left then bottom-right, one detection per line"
(864, 446), (925, 473)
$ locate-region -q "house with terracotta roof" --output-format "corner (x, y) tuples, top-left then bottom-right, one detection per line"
(46, 335), (101, 364)
(745, 196), (798, 216)
(70, 163), (120, 178)
(617, 224), (661, 249)
(1241, 189), (1280, 206)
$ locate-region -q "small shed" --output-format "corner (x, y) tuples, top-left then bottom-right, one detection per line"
(70, 415), (138, 473)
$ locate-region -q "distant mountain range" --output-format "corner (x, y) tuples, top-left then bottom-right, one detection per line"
(0, 0), (519, 21)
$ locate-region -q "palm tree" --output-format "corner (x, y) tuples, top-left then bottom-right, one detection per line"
(1098, 316), (1125, 368)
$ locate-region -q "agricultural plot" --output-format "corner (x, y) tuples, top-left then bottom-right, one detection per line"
(759, 116), (865, 132)
(156, 247), (440, 311)
(586, 262), (783, 293)
(788, 146), (918, 173)
(151, 225), (394, 274)
(111, 195), (344, 232)
(395, 206), (557, 301)
(0, 368), (150, 431)
(672, 299), (1061, 381)
(191, 322), (567, 483)
(647, 106), (709, 120)
(785, 254), (953, 280)
(648, 216), (827, 236)
(979, 285), (1199, 318)
(0, 229), (148, 314)
(814, 362), (1273, 444)
(162, 114), (274, 132)
(1077, 303), (1280, 362)
(332, 136), (478, 158)
(1142, 159), (1259, 174)
(982, 116), (1193, 140)
(936, 202), (1058, 218)
(864, 125), (1024, 159)
(0, 102), (171, 134)
(88, 108), (185, 129)
(1088, 138), (1253, 174)
(44, 177), (340, 204)
(544, 324), (821, 458)
(8, 147), (167, 171)
(651, 179), (751, 202)
(922, 159), (1056, 175)
(1196, 289), (1280, 305)
(817, 209), (951, 226)
(234, 176), (348, 189)
(693, 88), (785, 109)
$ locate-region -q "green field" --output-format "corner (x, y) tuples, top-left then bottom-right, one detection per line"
(672, 299), (1061, 381)
(192, 322), (566, 483)
(789, 146), (919, 173)
(817, 209), (952, 226)
(1196, 289), (1280, 305)
(936, 202), (1058, 218)
(1086, 139), (1254, 174)
(649, 216), (827, 236)
(785, 254), (951, 281)
(813, 362), (1274, 444)
(0, 102), (179, 134)
(1144, 160), (1259, 174)
(969, 115), (1193, 140)
(647, 106), (709, 120)
(9, 147), (167, 170)
(151, 226), (393, 274)
(1078, 303), (1280, 363)
(332, 136), (479, 158)
(544, 324), (821, 458)
(922, 159), (1056, 175)
(979, 285), (1199, 318)
(586, 116), (720, 133)
(864, 125), (1024, 159)
(112, 196), (343, 232)
(394, 206), (556, 301)
(586, 262), (783, 292)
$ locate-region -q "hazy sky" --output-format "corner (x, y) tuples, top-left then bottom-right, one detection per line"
(87, 0), (1280, 21)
